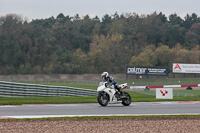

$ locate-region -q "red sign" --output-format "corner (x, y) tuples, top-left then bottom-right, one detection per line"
(174, 64), (181, 70)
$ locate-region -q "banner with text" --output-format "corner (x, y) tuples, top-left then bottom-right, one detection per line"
(126, 66), (168, 76)
(173, 63), (200, 73)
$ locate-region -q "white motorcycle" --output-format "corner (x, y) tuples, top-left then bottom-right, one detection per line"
(97, 82), (131, 106)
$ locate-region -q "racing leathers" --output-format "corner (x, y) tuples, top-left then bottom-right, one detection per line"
(103, 76), (122, 96)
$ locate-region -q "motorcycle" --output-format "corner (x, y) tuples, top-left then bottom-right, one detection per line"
(97, 82), (132, 106)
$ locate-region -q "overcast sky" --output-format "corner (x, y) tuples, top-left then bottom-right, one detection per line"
(0, 0), (200, 21)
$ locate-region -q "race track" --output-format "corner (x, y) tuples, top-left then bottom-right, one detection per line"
(0, 101), (200, 119)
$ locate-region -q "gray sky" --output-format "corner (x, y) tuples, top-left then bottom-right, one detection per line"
(0, 0), (200, 21)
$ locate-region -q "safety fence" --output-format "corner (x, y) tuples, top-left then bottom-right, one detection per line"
(0, 81), (97, 97)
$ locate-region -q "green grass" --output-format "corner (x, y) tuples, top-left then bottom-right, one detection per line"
(174, 90), (200, 96)
(0, 96), (96, 105)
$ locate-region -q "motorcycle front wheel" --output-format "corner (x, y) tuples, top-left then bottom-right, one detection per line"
(97, 92), (109, 106)
(121, 92), (132, 106)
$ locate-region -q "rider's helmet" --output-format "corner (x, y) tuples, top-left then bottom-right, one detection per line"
(101, 72), (109, 80)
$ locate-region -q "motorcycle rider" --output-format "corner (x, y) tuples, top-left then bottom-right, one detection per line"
(101, 72), (123, 97)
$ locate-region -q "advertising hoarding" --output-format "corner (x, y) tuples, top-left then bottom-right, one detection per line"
(126, 66), (168, 76)
(173, 63), (200, 73)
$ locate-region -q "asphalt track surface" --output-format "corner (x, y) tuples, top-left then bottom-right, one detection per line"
(0, 101), (200, 119)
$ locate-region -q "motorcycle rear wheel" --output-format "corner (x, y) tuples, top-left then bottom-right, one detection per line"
(121, 92), (131, 106)
(97, 92), (109, 106)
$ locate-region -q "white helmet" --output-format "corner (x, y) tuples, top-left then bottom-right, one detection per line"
(101, 72), (109, 79)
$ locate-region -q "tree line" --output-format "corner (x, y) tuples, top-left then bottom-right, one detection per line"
(0, 12), (200, 74)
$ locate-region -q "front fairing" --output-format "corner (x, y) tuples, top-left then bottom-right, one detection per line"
(97, 82), (115, 92)
(97, 82), (106, 92)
